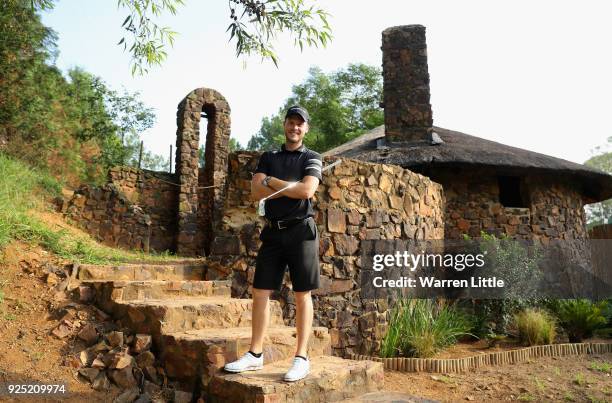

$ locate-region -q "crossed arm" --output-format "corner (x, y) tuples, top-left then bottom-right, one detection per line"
(251, 172), (319, 201)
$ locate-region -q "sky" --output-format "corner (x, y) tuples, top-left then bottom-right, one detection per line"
(41, 0), (612, 165)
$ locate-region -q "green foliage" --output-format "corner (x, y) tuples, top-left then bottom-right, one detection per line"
(584, 137), (612, 226)
(589, 361), (612, 373)
(225, 0), (332, 68)
(463, 231), (546, 335)
(548, 299), (609, 342)
(380, 299), (473, 358)
(478, 231), (543, 299)
(248, 64), (383, 152)
(32, 0), (332, 75)
(0, 153), (178, 262)
(0, 4), (164, 184)
(513, 308), (557, 346)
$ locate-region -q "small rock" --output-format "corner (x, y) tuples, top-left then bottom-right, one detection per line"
(91, 341), (111, 352)
(465, 396), (474, 401)
(17, 329), (26, 339)
(114, 387), (140, 403)
(111, 353), (134, 370)
(56, 278), (69, 292)
(142, 365), (159, 385)
(51, 323), (73, 339)
(143, 380), (161, 396)
(173, 390), (192, 403)
(132, 334), (152, 353)
(92, 372), (110, 391)
(91, 355), (106, 369)
(109, 367), (137, 388)
(77, 367), (100, 383)
(79, 349), (95, 366)
(92, 306), (110, 321)
(77, 324), (98, 345)
(46, 272), (59, 286)
(79, 285), (95, 303)
(134, 393), (152, 403)
(107, 331), (124, 348)
(136, 351), (155, 368)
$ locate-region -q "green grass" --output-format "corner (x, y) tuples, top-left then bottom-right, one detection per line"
(573, 373), (586, 387)
(589, 361), (612, 373)
(380, 299), (473, 358)
(563, 392), (575, 401)
(534, 376), (546, 393)
(0, 153), (181, 264)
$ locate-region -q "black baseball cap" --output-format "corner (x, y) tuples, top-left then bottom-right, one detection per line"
(285, 105), (310, 123)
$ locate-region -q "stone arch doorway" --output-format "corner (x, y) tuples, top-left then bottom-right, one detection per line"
(174, 88), (231, 256)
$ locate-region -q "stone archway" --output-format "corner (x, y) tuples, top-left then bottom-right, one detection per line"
(174, 88), (231, 256)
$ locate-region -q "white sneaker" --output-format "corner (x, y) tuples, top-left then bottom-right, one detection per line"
(283, 356), (310, 382)
(224, 351), (264, 373)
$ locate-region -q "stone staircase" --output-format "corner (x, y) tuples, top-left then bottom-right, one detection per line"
(77, 262), (384, 402)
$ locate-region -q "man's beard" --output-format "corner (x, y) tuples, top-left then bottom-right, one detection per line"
(285, 134), (301, 144)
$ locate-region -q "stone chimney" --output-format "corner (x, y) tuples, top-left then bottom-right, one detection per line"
(382, 25), (434, 143)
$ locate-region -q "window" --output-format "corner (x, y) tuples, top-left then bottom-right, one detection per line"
(498, 176), (528, 208)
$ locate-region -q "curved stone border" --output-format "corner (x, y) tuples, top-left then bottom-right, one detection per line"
(348, 342), (612, 373)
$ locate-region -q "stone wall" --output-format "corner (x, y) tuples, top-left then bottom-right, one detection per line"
(63, 183), (152, 251)
(63, 167), (178, 252)
(205, 152), (445, 356)
(422, 168), (589, 242)
(109, 167), (178, 252)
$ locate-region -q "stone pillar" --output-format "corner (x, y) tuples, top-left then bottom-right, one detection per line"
(382, 25), (433, 143)
(175, 88), (231, 256)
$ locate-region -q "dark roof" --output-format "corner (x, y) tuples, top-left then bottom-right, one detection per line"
(323, 125), (612, 202)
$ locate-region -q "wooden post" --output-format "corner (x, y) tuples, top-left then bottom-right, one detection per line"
(138, 140), (144, 169)
(169, 144), (173, 174)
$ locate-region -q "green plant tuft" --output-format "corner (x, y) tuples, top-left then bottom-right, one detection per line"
(380, 299), (473, 358)
(513, 308), (556, 346)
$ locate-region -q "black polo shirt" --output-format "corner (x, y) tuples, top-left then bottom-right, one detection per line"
(255, 144), (322, 221)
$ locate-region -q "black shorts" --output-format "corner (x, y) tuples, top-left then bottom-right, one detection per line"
(254, 217), (320, 292)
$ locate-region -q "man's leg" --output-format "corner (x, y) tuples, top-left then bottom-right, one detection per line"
(249, 287), (273, 354)
(294, 290), (313, 357)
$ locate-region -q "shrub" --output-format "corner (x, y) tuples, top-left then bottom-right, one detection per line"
(513, 308), (556, 346)
(549, 299), (609, 342)
(380, 299), (473, 358)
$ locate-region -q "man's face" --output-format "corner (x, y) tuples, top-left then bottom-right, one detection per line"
(284, 115), (309, 144)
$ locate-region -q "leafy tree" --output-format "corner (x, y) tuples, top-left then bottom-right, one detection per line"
(584, 136), (612, 227)
(247, 63), (383, 152)
(28, 0), (332, 75)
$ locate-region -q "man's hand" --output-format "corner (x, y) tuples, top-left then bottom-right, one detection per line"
(251, 173), (285, 201)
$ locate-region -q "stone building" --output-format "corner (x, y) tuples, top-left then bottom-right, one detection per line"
(325, 25), (612, 244)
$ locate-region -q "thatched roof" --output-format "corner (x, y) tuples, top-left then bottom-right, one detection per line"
(323, 125), (612, 202)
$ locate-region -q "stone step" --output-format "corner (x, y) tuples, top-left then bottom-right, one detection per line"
(107, 297), (285, 338)
(77, 262), (207, 281)
(160, 326), (332, 388)
(207, 355), (384, 403)
(84, 279), (231, 301)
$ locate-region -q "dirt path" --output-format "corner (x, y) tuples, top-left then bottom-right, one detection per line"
(384, 353), (612, 402)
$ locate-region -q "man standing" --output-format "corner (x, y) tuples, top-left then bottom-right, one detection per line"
(223, 106), (322, 382)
